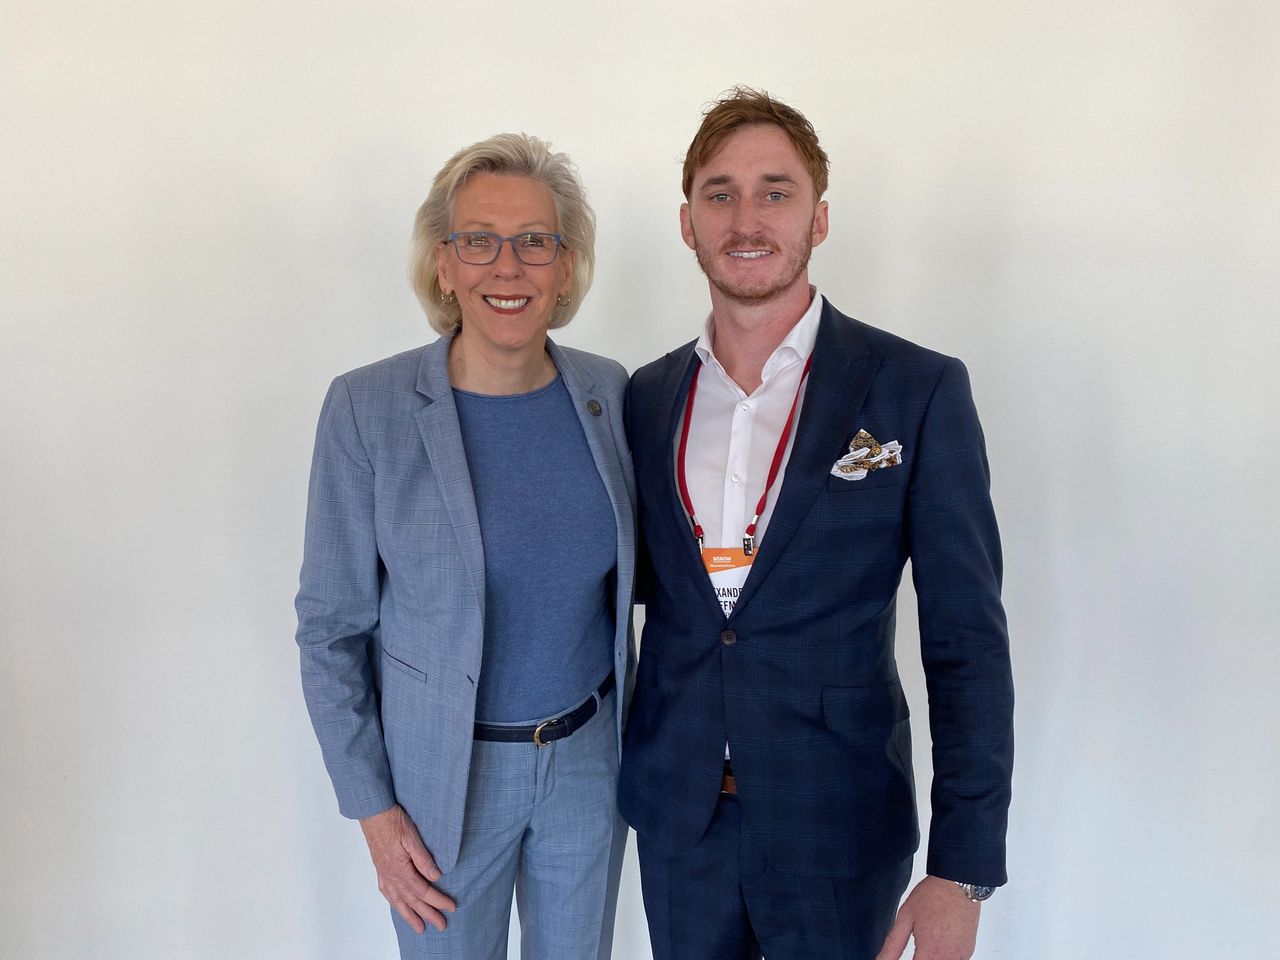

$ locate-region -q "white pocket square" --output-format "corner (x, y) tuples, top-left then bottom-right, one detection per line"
(830, 429), (903, 481)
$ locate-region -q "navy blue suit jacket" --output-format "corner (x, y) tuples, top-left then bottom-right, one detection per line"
(618, 301), (1013, 886)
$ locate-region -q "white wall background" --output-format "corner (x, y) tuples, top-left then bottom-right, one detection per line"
(2, 2), (1277, 957)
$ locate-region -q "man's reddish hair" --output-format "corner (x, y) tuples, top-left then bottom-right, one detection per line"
(682, 86), (830, 201)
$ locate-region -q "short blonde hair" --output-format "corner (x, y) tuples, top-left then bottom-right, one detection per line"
(410, 133), (596, 335)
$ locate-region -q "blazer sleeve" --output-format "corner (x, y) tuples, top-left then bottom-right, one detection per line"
(907, 358), (1014, 886)
(294, 375), (395, 820)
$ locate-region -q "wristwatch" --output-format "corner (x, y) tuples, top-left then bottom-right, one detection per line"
(956, 882), (996, 902)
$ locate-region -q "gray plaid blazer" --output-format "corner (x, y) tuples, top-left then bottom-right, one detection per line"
(295, 334), (636, 872)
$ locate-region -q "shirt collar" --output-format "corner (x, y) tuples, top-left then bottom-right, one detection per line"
(694, 286), (824, 384)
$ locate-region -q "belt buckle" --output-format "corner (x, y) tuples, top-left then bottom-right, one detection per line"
(533, 718), (557, 747)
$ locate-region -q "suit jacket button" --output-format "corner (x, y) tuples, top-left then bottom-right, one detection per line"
(587, 400), (602, 416)
(720, 629), (737, 646)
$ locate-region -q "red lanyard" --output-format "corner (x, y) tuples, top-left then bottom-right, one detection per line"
(677, 354), (813, 555)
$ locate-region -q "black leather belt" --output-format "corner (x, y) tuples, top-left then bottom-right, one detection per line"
(473, 673), (615, 747)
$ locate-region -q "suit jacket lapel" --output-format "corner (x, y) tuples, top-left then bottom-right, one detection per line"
(728, 304), (882, 621)
(413, 335), (486, 612)
(653, 342), (729, 624)
(547, 340), (634, 564)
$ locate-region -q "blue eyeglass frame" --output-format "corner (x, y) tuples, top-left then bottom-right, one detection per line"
(445, 232), (564, 265)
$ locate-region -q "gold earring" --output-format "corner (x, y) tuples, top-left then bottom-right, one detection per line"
(556, 293), (572, 307)
(441, 291), (457, 305)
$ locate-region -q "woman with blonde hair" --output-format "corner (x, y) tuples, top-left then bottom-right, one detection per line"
(296, 133), (634, 959)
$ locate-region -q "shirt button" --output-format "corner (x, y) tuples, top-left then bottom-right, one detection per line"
(731, 472), (742, 483)
(720, 629), (737, 646)
(740, 401), (751, 411)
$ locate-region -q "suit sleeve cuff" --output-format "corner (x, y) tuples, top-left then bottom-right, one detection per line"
(926, 840), (1008, 887)
(337, 791), (397, 821)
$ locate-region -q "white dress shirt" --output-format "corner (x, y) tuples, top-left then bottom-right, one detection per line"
(678, 288), (824, 553)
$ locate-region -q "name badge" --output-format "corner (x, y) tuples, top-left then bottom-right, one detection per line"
(703, 547), (752, 616)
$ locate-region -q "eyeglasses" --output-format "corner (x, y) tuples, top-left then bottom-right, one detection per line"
(445, 231), (564, 266)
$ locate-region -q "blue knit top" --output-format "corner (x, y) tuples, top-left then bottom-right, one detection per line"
(453, 373), (616, 723)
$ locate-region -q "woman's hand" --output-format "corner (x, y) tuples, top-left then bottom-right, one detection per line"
(359, 804), (457, 933)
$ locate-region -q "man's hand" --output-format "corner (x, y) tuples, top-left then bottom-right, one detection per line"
(876, 875), (980, 960)
(359, 805), (457, 934)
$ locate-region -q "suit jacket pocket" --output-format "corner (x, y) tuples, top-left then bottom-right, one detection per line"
(381, 647), (428, 683)
(826, 467), (908, 493)
(821, 681), (910, 733)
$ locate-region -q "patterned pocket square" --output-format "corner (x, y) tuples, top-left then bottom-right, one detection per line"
(830, 429), (903, 481)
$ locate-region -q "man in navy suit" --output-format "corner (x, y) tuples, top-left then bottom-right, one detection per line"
(618, 87), (1014, 960)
